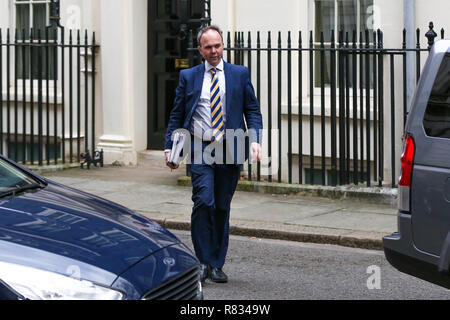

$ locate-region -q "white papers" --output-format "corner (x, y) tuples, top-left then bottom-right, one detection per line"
(169, 132), (186, 165)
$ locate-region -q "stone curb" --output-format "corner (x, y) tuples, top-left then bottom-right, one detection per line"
(178, 176), (398, 206)
(149, 217), (385, 251)
(26, 163), (81, 174)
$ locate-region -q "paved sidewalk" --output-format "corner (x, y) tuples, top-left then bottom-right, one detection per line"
(40, 151), (398, 250)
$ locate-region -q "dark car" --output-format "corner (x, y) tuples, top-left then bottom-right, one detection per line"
(383, 39), (450, 288)
(0, 155), (202, 300)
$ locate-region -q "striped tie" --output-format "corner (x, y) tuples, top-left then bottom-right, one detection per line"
(209, 68), (225, 142)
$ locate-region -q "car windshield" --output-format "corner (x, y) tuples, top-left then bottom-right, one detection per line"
(0, 159), (42, 193)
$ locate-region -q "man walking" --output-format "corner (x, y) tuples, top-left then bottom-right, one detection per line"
(164, 25), (263, 283)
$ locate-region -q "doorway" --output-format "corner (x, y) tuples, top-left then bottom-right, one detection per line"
(147, 0), (205, 149)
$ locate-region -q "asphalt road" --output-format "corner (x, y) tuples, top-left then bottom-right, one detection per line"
(171, 230), (450, 300)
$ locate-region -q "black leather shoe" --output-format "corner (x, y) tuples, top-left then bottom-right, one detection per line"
(210, 268), (228, 283)
(199, 264), (210, 283)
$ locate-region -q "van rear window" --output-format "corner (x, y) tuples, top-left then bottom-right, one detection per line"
(423, 53), (450, 138)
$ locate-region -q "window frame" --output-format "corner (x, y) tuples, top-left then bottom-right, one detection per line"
(423, 53), (450, 139)
(10, 0), (57, 93)
(14, 0), (51, 31)
(309, 0), (375, 96)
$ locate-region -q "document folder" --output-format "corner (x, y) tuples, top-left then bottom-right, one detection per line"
(169, 132), (187, 165)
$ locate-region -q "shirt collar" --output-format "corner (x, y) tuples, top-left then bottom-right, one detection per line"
(205, 59), (224, 72)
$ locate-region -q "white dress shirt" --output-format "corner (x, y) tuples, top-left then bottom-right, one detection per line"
(165, 60), (227, 153)
(190, 59), (227, 141)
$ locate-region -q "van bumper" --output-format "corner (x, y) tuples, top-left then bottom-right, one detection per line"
(383, 213), (450, 289)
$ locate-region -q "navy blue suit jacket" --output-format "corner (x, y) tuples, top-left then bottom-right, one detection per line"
(164, 62), (263, 164)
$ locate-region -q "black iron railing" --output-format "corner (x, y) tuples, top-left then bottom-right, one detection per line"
(187, 22), (444, 188)
(0, 27), (100, 168)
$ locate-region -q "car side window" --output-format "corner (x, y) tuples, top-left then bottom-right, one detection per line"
(0, 159), (37, 189)
(423, 53), (450, 138)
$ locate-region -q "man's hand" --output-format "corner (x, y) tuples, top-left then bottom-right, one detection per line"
(250, 143), (262, 163)
(165, 152), (179, 170)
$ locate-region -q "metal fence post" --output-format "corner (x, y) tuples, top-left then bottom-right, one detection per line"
(298, 31), (303, 184)
(330, 30), (337, 186)
(309, 31), (314, 185)
(320, 31), (326, 185)
(425, 22), (437, 50)
(338, 30), (345, 185)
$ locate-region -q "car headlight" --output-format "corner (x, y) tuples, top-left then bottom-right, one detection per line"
(0, 262), (124, 300)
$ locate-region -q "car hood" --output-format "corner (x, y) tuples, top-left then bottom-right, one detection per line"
(0, 180), (181, 282)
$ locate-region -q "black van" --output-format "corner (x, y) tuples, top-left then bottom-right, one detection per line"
(383, 39), (450, 288)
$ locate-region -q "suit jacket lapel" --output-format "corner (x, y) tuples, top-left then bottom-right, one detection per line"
(186, 64), (205, 126)
(193, 64), (205, 94)
(224, 62), (232, 123)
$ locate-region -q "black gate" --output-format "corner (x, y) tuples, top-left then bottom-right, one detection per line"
(147, 0), (209, 150)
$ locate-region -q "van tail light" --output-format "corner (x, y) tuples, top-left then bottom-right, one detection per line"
(398, 135), (415, 213)
(399, 135), (415, 187)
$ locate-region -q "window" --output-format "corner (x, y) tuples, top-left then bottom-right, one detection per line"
(423, 54), (450, 139)
(8, 141), (61, 163)
(305, 168), (367, 185)
(313, 0), (374, 88)
(15, 0), (56, 80)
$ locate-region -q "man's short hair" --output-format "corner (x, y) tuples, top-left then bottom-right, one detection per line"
(197, 25), (224, 46)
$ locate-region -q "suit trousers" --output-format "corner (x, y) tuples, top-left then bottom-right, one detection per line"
(189, 140), (241, 269)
